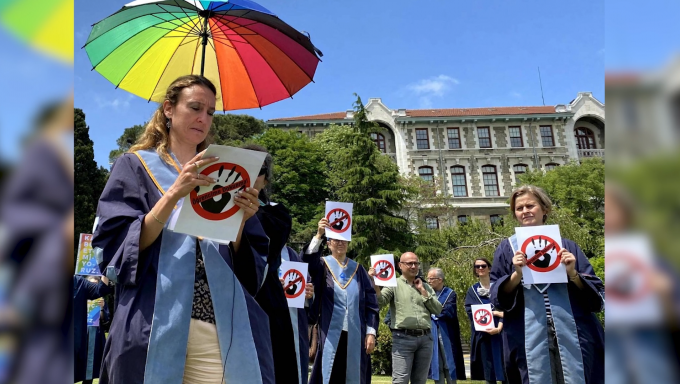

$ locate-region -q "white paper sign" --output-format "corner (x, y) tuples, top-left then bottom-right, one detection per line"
(370, 254), (397, 287)
(605, 234), (662, 327)
(515, 225), (567, 284)
(324, 201), (353, 241)
(172, 145), (267, 242)
(279, 260), (309, 309)
(471, 304), (494, 331)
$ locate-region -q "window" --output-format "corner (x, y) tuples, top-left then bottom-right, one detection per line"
(416, 128), (430, 149)
(418, 166), (434, 183)
(457, 215), (469, 225)
(575, 128), (596, 149)
(477, 127), (492, 148)
(425, 217), (439, 230)
(370, 133), (386, 153)
(545, 163), (559, 171)
(513, 164), (528, 175)
(490, 214), (503, 227)
(450, 166), (468, 197)
(447, 128), (461, 149)
(508, 126), (523, 147)
(482, 165), (499, 196)
(540, 125), (555, 147)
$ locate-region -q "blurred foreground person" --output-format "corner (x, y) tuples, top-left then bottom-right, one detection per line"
(73, 275), (112, 384)
(0, 95), (74, 384)
(490, 185), (604, 384)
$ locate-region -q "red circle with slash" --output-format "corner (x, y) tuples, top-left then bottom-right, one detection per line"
(474, 308), (493, 327)
(189, 163), (250, 221)
(521, 235), (562, 272)
(372, 259), (395, 281)
(605, 251), (652, 302)
(326, 208), (351, 233)
(282, 269), (305, 299)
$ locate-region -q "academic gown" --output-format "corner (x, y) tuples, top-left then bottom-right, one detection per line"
(464, 282), (505, 382)
(303, 242), (379, 384)
(248, 202), (308, 384)
(73, 276), (112, 382)
(490, 238), (605, 384)
(430, 286), (467, 381)
(93, 153), (275, 384)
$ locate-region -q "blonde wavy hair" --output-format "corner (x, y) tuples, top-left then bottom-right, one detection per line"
(509, 185), (553, 224)
(129, 75), (217, 165)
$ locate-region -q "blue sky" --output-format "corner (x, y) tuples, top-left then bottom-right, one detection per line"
(74, 0), (605, 168)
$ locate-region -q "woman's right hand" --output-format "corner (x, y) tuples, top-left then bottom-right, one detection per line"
(512, 251), (527, 276)
(167, 151), (220, 201)
(316, 218), (330, 238)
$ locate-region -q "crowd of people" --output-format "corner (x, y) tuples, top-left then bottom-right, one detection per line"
(74, 75), (605, 384)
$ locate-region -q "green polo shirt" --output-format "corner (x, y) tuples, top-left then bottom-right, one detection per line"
(377, 276), (443, 330)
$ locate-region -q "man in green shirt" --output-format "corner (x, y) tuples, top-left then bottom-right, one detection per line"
(369, 252), (442, 384)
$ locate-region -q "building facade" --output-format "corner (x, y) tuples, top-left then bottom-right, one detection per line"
(267, 92), (605, 227)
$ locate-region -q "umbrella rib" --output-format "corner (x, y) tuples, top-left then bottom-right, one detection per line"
(151, 24), (197, 35)
(190, 33), (201, 75)
(83, 11), (197, 48)
(148, 13), (197, 35)
(178, 36), (201, 47)
(157, 3), (202, 37)
(210, 35), (235, 50)
(148, 32), (198, 102)
(213, 24), (261, 109)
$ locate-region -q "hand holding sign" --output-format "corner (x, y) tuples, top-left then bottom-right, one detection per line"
(471, 304), (494, 331)
(279, 260), (309, 309)
(515, 225), (567, 284)
(370, 254), (397, 287)
(324, 202), (353, 241)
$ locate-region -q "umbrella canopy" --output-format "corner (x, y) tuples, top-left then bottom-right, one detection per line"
(0, 0), (73, 63)
(84, 0), (322, 111)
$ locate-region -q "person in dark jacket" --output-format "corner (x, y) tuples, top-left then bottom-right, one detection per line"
(73, 275), (112, 383)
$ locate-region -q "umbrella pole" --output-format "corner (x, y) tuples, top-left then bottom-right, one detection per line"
(200, 15), (209, 76)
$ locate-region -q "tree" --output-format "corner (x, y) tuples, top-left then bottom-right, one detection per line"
(109, 124), (145, 164)
(211, 114), (267, 146)
(314, 95), (412, 263)
(252, 129), (329, 243)
(75, 109), (108, 242)
(518, 158), (604, 258)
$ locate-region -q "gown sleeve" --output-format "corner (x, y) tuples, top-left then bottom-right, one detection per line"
(360, 267), (379, 333)
(301, 240), (325, 325)
(92, 154), (152, 286)
(490, 239), (520, 312)
(464, 287), (475, 319)
(437, 290), (458, 321)
(84, 279), (112, 300)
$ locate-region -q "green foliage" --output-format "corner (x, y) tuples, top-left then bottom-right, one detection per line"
(75, 109), (108, 248)
(252, 129), (330, 242)
(372, 306), (393, 375)
(313, 95), (413, 263)
(109, 124), (144, 164)
(518, 158), (604, 257)
(211, 114), (267, 146)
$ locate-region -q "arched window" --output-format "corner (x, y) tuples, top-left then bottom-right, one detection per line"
(425, 217), (439, 230)
(450, 166), (467, 197)
(482, 165), (499, 196)
(370, 132), (386, 153)
(513, 164), (528, 175)
(418, 166), (434, 183)
(545, 163), (559, 171)
(575, 127), (596, 149)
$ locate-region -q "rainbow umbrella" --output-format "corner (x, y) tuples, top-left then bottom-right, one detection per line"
(83, 0), (322, 111)
(0, 0), (73, 63)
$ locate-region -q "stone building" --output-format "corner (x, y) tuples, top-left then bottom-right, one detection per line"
(267, 92), (604, 228)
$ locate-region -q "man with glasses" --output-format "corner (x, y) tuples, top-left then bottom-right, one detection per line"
(369, 252), (442, 384)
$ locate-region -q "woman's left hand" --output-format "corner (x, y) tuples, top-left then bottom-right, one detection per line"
(559, 249), (577, 278)
(234, 187), (260, 221)
(365, 334), (376, 354)
(305, 283), (314, 299)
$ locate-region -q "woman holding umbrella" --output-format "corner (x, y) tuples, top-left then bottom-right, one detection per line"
(489, 185), (604, 384)
(93, 75), (274, 384)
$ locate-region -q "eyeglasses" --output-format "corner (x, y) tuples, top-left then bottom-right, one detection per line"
(330, 239), (348, 244)
(474, 265), (488, 269)
(427, 277), (441, 281)
(400, 261), (421, 268)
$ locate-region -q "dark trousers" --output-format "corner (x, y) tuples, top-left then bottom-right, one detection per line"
(547, 318), (565, 384)
(329, 331), (348, 384)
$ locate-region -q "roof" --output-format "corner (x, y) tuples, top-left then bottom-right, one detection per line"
(604, 72), (642, 86)
(268, 105), (560, 122)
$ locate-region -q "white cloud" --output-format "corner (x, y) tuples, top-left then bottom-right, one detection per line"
(510, 91), (522, 98)
(403, 75), (459, 108)
(94, 94), (134, 110)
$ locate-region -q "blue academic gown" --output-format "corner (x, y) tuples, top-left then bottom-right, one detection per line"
(490, 238), (605, 384)
(73, 276), (112, 383)
(464, 282), (505, 382)
(303, 243), (379, 384)
(430, 287), (467, 381)
(93, 153), (275, 384)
